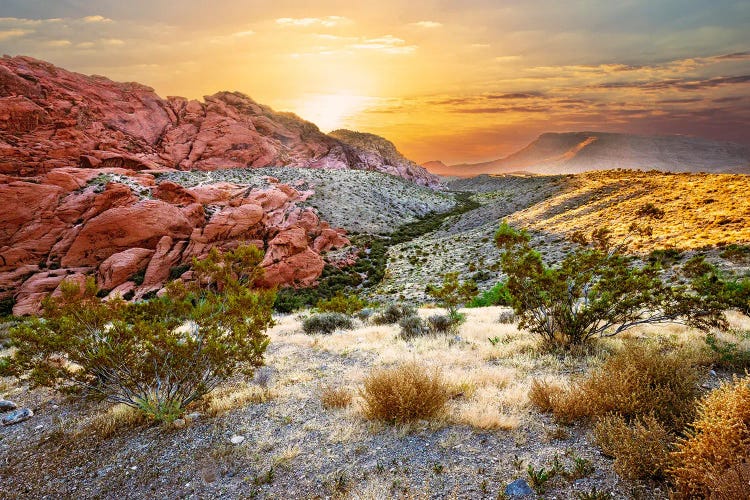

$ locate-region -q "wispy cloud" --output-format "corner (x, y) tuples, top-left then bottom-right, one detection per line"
(275, 16), (350, 28)
(411, 21), (442, 29)
(82, 15), (112, 23)
(350, 35), (416, 54)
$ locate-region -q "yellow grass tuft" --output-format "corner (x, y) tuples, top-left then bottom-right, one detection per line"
(360, 362), (449, 424)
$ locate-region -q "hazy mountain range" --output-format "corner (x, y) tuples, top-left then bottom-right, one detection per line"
(423, 132), (750, 177)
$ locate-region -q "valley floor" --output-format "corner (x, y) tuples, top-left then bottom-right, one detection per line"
(2, 307), (746, 499)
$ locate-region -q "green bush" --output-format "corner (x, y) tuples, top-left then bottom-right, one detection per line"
(426, 272), (478, 323)
(9, 245), (274, 423)
(467, 281), (512, 307)
(495, 221), (727, 349)
(315, 292), (366, 315)
(399, 315), (428, 340)
(302, 313), (354, 335)
(372, 304), (416, 325)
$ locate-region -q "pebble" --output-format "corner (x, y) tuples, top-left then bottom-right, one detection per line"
(0, 400), (17, 412)
(230, 434), (245, 444)
(2, 408), (34, 426)
(505, 478), (534, 497)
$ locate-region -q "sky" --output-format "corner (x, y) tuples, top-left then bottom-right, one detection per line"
(0, 0), (749, 164)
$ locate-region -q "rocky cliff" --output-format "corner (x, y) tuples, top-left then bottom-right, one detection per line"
(0, 56), (442, 314)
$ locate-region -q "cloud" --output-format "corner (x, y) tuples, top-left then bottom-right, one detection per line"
(0, 29), (31, 41)
(350, 35), (417, 54)
(411, 21), (442, 29)
(82, 15), (112, 23)
(46, 39), (72, 47)
(495, 55), (522, 63)
(275, 16), (350, 28)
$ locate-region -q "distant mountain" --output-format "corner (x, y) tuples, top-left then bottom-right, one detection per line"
(429, 132), (750, 177)
(420, 160), (451, 176)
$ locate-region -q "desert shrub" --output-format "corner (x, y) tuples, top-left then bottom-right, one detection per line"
(467, 281), (512, 307)
(550, 342), (700, 430)
(360, 362), (449, 424)
(719, 243), (750, 264)
(426, 314), (456, 334)
(426, 272), (478, 323)
(371, 304), (416, 325)
(0, 297), (15, 318)
(593, 414), (671, 480)
(636, 202), (665, 220)
(497, 309), (516, 324)
(273, 288), (306, 314)
(705, 331), (750, 370)
(399, 315), (428, 340)
(703, 459), (750, 500)
(495, 222), (727, 350)
(355, 308), (374, 322)
(302, 313), (354, 335)
(528, 379), (565, 414)
(669, 376), (750, 498)
(9, 245), (274, 423)
(315, 292), (366, 315)
(320, 384), (352, 409)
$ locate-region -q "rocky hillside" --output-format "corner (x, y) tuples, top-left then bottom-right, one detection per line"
(0, 56), (438, 187)
(377, 171), (750, 302)
(160, 168), (455, 235)
(328, 129), (441, 188)
(435, 132), (750, 177)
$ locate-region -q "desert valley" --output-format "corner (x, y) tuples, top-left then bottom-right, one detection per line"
(1, 2), (750, 499)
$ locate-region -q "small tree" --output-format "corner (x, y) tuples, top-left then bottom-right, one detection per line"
(426, 272), (478, 323)
(494, 222), (727, 349)
(11, 245), (275, 422)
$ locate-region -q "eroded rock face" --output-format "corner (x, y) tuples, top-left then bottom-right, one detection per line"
(0, 169), (349, 315)
(0, 56), (398, 313)
(0, 56), (439, 187)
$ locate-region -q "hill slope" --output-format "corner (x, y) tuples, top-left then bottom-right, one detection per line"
(0, 56), (438, 187)
(438, 132), (750, 176)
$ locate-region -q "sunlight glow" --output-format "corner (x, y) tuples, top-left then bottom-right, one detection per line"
(294, 93), (374, 132)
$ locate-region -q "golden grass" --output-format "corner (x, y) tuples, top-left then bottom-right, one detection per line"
(320, 384), (353, 409)
(204, 383), (271, 417)
(670, 376), (750, 498)
(593, 413), (671, 480)
(508, 170), (750, 252)
(83, 403), (145, 439)
(359, 362), (449, 424)
(549, 342), (701, 429)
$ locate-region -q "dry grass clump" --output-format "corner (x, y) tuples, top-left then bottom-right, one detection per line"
(528, 378), (565, 414)
(704, 460), (750, 500)
(320, 384), (353, 409)
(359, 362), (449, 424)
(84, 403), (146, 438)
(593, 414), (671, 480)
(204, 383), (271, 417)
(548, 342), (701, 429)
(669, 376), (750, 498)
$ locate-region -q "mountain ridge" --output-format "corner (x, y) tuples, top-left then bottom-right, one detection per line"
(0, 55), (439, 187)
(429, 131), (750, 177)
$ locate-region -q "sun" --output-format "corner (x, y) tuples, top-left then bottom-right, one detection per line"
(294, 93), (372, 132)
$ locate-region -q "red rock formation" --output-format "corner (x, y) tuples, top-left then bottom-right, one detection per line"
(0, 56), (439, 187)
(0, 167), (350, 314)
(0, 56), (460, 313)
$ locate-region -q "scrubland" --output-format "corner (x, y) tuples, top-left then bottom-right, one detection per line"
(2, 306), (748, 498)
